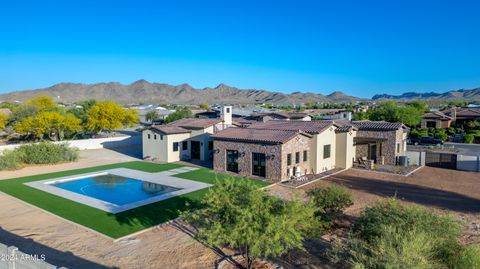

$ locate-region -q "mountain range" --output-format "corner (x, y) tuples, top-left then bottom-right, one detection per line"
(0, 80), (479, 104)
(372, 88), (480, 101)
(0, 80), (360, 105)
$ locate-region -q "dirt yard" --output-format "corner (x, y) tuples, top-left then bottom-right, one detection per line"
(299, 167), (480, 245)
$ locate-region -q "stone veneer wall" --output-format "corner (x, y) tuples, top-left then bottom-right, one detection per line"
(213, 134), (312, 182)
(280, 134), (312, 180)
(213, 140), (283, 182)
(355, 129), (405, 165)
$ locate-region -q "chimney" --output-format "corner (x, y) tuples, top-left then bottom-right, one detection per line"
(221, 105), (232, 126)
(451, 108), (457, 122)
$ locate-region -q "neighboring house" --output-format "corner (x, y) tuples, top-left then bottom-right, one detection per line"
(421, 108), (480, 129)
(318, 110), (352, 121)
(142, 106), (232, 162)
(211, 120), (357, 181)
(336, 120), (408, 165)
(250, 111), (312, 122)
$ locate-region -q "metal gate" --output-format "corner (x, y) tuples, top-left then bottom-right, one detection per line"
(425, 152), (457, 169)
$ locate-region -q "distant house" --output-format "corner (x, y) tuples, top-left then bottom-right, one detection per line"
(421, 108), (480, 129)
(142, 106), (232, 162)
(250, 111), (311, 122)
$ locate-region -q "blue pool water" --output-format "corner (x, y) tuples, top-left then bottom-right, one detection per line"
(52, 174), (181, 206)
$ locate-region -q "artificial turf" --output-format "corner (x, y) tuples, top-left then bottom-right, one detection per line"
(0, 161), (270, 238)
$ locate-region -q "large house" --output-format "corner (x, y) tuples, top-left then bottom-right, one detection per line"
(211, 120), (407, 181)
(421, 108), (480, 129)
(212, 121), (356, 181)
(142, 106), (233, 162)
(142, 106), (408, 182)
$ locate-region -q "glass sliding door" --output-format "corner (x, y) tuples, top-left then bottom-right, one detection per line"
(252, 153), (266, 177)
(226, 150), (239, 173)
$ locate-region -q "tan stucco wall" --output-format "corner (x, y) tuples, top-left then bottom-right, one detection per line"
(313, 126), (337, 173)
(142, 129), (170, 162)
(142, 130), (191, 162)
(335, 130), (356, 169)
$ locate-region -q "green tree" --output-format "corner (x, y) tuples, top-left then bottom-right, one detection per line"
(0, 114), (7, 129)
(15, 111), (82, 141)
(26, 95), (57, 111)
(307, 185), (353, 229)
(145, 110), (159, 123)
(8, 105), (38, 126)
(67, 99), (97, 123)
(185, 178), (316, 269)
(85, 101), (139, 133)
(164, 107), (192, 123)
(199, 103), (209, 110)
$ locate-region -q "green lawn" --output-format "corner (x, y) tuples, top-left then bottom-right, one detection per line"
(0, 161), (270, 238)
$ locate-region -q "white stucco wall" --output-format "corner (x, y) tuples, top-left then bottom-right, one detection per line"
(0, 134), (142, 154)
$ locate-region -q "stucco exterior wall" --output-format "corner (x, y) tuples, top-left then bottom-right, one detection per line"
(143, 129), (169, 162)
(142, 130), (191, 162)
(335, 130), (356, 168)
(313, 126), (337, 173)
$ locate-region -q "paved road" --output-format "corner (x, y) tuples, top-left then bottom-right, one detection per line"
(444, 142), (480, 155)
(407, 142), (480, 156)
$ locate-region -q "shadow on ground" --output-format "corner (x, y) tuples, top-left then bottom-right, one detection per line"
(327, 174), (480, 213)
(112, 195), (203, 227)
(0, 228), (116, 269)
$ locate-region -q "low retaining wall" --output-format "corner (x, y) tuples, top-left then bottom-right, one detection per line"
(457, 155), (480, 172)
(0, 135), (141, 153)
(0, 242), (67, 269)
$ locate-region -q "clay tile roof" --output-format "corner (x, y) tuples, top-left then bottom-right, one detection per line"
(212, 127), (309, 144)
(455, 108), (480, 117)
(256, 112), (309, 120)
(423, 111), (452, 120)
(150, 125), (191, 135)
(334, 125), (357, 133)
(350, 121), (404, 131)
(168, 118), (222, 129)
(246, 120), (333, 134)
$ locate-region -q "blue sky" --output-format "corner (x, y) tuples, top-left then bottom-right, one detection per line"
(1, 0), (479, 98)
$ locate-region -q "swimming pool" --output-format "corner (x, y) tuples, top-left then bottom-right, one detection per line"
(25, 167), (212, 213)
(52, 174), (181, 206)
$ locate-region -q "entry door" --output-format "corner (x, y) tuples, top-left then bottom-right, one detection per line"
(252, 153), (266, 177)
(191, 141), (201, 159)
(369, 144), (377, 162)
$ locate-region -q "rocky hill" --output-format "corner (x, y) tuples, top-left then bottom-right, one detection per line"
(0, 80), (361, 105)
(372, 88), (480, 101)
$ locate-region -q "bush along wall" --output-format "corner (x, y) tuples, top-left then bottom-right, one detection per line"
(0, 142), (79, 170)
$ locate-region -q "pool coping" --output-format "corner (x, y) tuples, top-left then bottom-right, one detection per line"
(24, 167), (211, 214)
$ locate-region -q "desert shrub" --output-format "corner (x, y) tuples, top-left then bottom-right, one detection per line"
(464, 134), (474, 143)
(0, 142), (78, 170)
(434, 129), (448, 141)
(454, 245), (480, 269)
(16, 142), (79, 164)
(307, 184), (353, 228)
(331, 199), (465, 269)
(0, 149), (24, 170)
